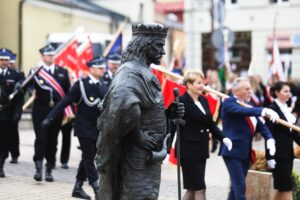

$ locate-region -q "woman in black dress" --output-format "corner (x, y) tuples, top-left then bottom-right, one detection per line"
(266, 81), (300, 200)
(176, 71), (232, 200)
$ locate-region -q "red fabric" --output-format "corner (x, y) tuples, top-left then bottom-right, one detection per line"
(152, 68), (186, 165)
(77, 40), (93, 77)
(245, 117), (256, 164)
(205, 93), (218, 116)
(163, 79), (186, 108)
(38, 69), (74, 117)
(265, 86), (274, 104)
(169, 146), (177, 165)
(152, 68), (186, 108)
(54, 39), (78, 75)
(152, 68), (165, 85)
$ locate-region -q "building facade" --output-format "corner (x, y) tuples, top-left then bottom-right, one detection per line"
(184, 0), (300, 81)
(0, 0), (126, 74)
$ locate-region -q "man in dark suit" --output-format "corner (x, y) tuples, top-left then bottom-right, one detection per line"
(7, 52), (25, 164)
(219, 77), (279, 200)
(0, 48), (24, 177)
(26, 44), (71, 182)
(101, 53), (121, 87)
(42, 56), (108, 200)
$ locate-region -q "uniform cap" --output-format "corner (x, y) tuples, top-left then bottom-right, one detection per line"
(39, 44), (55, 56)
(107, 53), (121, 64)
(10, 53), (17, 63)
(87, 56), (106, 68)
(0, 48), (11, 60)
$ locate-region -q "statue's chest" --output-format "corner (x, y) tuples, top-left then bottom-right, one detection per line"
(140, 97), (166, 135)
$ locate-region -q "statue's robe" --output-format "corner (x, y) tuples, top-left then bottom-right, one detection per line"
(96, 60), (167, 200)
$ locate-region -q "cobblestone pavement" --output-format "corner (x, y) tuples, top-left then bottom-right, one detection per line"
(0, 128), (268, 200)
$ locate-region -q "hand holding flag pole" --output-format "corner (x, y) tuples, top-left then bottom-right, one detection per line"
(9, 65), (43, 101)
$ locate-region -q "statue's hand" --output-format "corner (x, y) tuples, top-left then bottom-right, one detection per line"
(166, 102), (185, 119)
(135, 131), (158, 151)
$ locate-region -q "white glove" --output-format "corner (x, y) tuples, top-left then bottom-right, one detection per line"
(267, 159), (276, 169)
(223, 137), (232, 151)
(261, 108), (279, 123)
(267, 139), (276, 156)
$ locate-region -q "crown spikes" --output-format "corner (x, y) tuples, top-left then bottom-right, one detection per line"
(132, 23), (168, 38)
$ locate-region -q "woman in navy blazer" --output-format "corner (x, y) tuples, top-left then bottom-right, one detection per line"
(265, 81), (300, 200)
(174, 71), (232, 200)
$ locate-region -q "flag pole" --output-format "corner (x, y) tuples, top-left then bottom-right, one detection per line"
(173, 88), (182, 200)
(102, 18), (128, 58)
(151, 65), (300, 133)
(22, 93), (35, 111)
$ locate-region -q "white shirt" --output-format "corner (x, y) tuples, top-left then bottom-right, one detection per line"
(88, 75), (100, 85)
(107, 70), (113, 79)
(0, 68), (7, 75)
(40, 61), (55, 74)
(195, 101), (206, 115)
(274, 99), (296, 124)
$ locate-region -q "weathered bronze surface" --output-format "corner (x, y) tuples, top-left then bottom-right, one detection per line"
(95, 23), (168, 200)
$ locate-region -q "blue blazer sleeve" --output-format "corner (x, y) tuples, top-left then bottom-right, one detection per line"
(222, 98), (263, 117)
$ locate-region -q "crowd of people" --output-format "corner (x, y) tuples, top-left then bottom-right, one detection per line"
(1, 27), (300, 200)
(0, 45), (121, 199)
(170, 68), (300, 200)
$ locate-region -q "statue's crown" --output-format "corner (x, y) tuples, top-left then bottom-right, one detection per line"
(132, 23), (168, 38)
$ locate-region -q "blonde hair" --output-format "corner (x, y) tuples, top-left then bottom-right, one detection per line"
(183, 70), (205, 86)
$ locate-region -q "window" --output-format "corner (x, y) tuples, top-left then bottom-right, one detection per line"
(270, 0), (289, 4)
(224, 0), (238, 8)
(225, 0), (237, 5)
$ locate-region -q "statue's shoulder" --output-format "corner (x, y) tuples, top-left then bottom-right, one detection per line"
(120, 61), (153, 79)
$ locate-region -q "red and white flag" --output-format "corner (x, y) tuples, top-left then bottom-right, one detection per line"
(77, 38), (93, 77)
(269, 38), (285, 81)
(54, 38), (78, 82)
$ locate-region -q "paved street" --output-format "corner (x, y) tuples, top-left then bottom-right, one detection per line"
(0, 128), (229, 200)
(0, 123), (268, 200)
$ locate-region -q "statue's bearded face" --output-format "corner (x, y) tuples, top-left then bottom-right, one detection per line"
(146, 37), (166, 65)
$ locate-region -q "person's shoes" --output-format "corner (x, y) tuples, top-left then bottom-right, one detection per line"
(45, 163), (56, 170)
(90, 180), (99, 199)
(45, 169), (54, 182)
(61, 163), (69, 169)
(34, 161), (43, 181)
(0, 168), (5, 178)
(72, 180), (91, 199)
(10, 157), (18, 164)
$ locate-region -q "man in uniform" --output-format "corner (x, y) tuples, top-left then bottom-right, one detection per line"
(26, 44), (71, 182)
(95, 23), (184, 200)
(42, 56), (108, 199)
(0, 48), (23, 177)
(8, 52), (25, 164)
(101, 53), (121, 87)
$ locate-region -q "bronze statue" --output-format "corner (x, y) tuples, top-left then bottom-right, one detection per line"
(95, 23), (177, 200)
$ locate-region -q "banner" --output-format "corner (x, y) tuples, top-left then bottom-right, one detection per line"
(54, 38), (78, 81)
(77, 38), (93, 77)
(269, 38), (285, 81)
